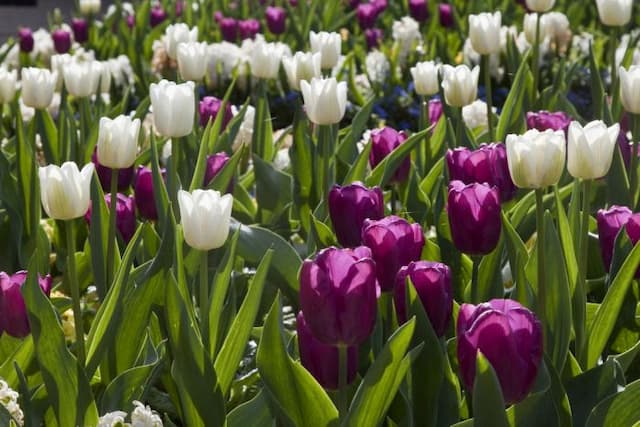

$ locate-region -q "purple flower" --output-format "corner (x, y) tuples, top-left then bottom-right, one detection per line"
(372, 0), (388, 14)
(328, 182), (384, 248)
(92, 149), (135, 192)
(369, 127), (410, 184)
(361, 215), (424, 292)
(457, 299), (543, 405)
(596, 205), (632, 272)
(357, 3), (378, 29)
(220, 17), (238, 42)
(134, 166), (165, 221)
(126, 15), (136, 29)
(0, 271), (52, 338)
(290, 0), (299, 6)
(52, 29), (72, 54)
(71, 18), (89, 44)
(447, 181), (501, 255)
(429, 98), (443, 124)
(204, 152), (233, 193)
(238, 19), (261, 40)
(409, 0), (429, 22)
(150, 5), (167, 27)
(526, 111), (572, 134)
(85, 193), (137, 243)
(438, 4), (454, 28)
(394, 261), (452, 336)
(365, 28), (383, 50)
(199, 96), (234, 129)
(299, 246), (378, 346)
(18, 27), (34, 53)
(175, 0), (185, 17)
(297, 311), (358, 390)
(266, 6), (287, 35)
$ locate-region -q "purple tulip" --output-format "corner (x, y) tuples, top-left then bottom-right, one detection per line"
(372, 0), (387, 14)
(0, 271), (52, 338)
(627, 213), (640, 245)
(429, 98), (443, 124)
(126, 15), (136, 29)
(71, 18), (89, 44)
(175, 0), (185, 17)
(204, 152), (233, 193)
(238, 19), (261, 40)
(199, 96), (234, 129)
(299, 246), (378, 346)
(214, 11), (224, 23)
(265, 6), (287, 35)
(438, 4), (454, 28)
(92, 149), (135, 192)
(596, 206), (632, 272)
(18, 28), (34, 53)
(457, 299), (543, 405)
(220, 17), (238, 42)
(134, 166), (165, 221)
(446, 143), (516, 202)
(365, 28), (383, 50)
(290, 0), (299, 6)
(150, 5), (167, 27)
(297, 311), (358, 390)
(349, 0), (361, 8)
(393, 261), (452, 336)
(85, 193), (137, 242)
(447, 181), (501, 255)
(409, 0), (429, 22)
(526, 111), (572, 134)
(361, 216), (425, 292)
(52, 29), (72, 54)
(369, 127), (410, 184)
(328, 182), (384, 248)
(357, 3), (378, 29)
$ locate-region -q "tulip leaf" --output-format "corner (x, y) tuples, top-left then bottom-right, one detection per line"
(205, 146), (243, 194)
(502, 212), (533, 308)
(342, 141), (372, 185)
(588, 43), (613, 124)
(495, 51), (530, 143)
(149, 132), (170, 225)
(0, 404), (16, 427)
(310, 214), (337, 250)
(338, 97), (375, 166)
(471, 352), (509, 427)
(257, 295), (339, 427)
(252, 79), (275, 161)
(585, 378), (640, 427)
(553, 187), (578, 297)
(35, 109), (59, 165)
(253, 154), (293, 224)
(475, 234), (506, 303)
(0, 337), (34, 389)
(227, 390), (274, 427)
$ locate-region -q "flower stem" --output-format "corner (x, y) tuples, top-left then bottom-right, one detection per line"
(610, 27), (618, 95)
(631, 114), (640, 208)
(577, 179), (592, 367)
(170, 138), (181, 219)
(455, 107), (464, 148)
(338, 344), (348, 418)
(471, 255), (480, 303)
(532, 13), (541, 102)
(65, 219), (86, 366)
(105, 167), (118, 294)
(200, 249), (209, 346)
(317, 124), (334, 201)
(482, 54), (494, 141)
(535, 189), (546, 328)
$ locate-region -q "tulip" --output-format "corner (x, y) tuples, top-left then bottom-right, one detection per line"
(297, 311), (358, 390)
(150, 80), (195, 138)
(0, 271), (52, 338)
(177, 41), (208, 81)
(0, 68), (17, 104)
(39, 162), (94, 220)
(250, 41), (283, 80)
(365, 28), (383, 50)
(52, 29), (72, 54)
(361, 216), (424, 292)
(447, 181), (501, 255)
(357, 3), (378, 29)
(79, 0), (100, 15)
(283, 51), (322, 91)
(328, 182), (384, 248)
(525, 0), (555, 13)
(411, 61), (440, 96)
(299, 246), (378, 346)
(372, 0), (387, 14)
(441, 64), (480, 107)
(310, 31), (341, 69)
(468, 12), (502, 55)
(91, 149), (134, 192)
(368, 127), (410, 183)
(71, 18), (89, 44)
(619, 66), (640, 114)
(457, 299), (543, 405)
(97, 115), (140, 170)
(204, 152), (233, 192)
(63, 60), (105, 98)
(126, 15), (135, 29)
(595, 0), (632, 27)
(300, 77), (347, 125)
(523, 13), (548, 44)
(596, 205), (632, 272)
(626, 213), (640, 246)
(526, 110), (572, 133)
(18, 28), (34, 53)
(21, 67), (57, 109)
(567, 120), (619, 180)
(85, 193), (136, 242)
(506, 129), (566, 189)
(238, 19), (261, 40)
(266, 6), (287, 35)
(150, 5), (167, 27)
(164, 23), (198, 60)
(439, 4), (454, 28)
(220, 17), (238, 42)
(178, 189), (233, 251)
(409, 0), (429, 22)
(199, 96), (233, 129)
(429, 99), (443, 123)
(134, 166), (164, 220)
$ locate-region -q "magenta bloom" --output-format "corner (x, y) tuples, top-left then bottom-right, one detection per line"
(429, 99), (444, 124)
(0, 271), (52, 338)
(85, 193), (137, 243)
(438, 4), (454, 28)
(297, 311), (358, 390)
(18, 27), (34, 53)
(92, 149), (135, 192)
(126, 15), (135, 29)
(328, 182), (384, 248)
(199, 96), (233, 129)
(238, 19), (261, 40)
(150, 5), (167, 27)
(71, 18), (89, 43)
(457, 299), (543, 405)
(220, 17), (238, 42)
(357, 3), (378, 29)
(266, 6), (287, 35)
(134, 166), (165, 221)
(596, 206), (633, 272)
(204, 152), (233, 193)
(365, 28), (383, 50)
(526, 111), (572, 134)
(52, 29), (72, 54)
(409, 0), (429, 22)
(299, 246), (378, 346)
(369, 127), (410, 184)
(361, 216), (424, 292)
(372, 0), (387, 14)
(394, 261), (452, 336)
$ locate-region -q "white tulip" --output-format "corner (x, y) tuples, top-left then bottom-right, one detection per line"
(178, 41), (208, 81)
(310, 31), (341, 69)
(164, 24), (199, 60)
(21, 67), (57, 109)
(39, 162), (94, 220)
(63, 60), (104, 98)
(79, 0), (101, 15)
(150, 80), (195, 138)
(250, 41), (284, 80)
(441, 64), (480, 107)
(595, 0), (632, 27)
(462, 100), (491, 130)
(567, 120), (619, 180)
(0, 67), (17, 104)
(523, 13), (549, 45)
(282, 51), (321, 91)
(525, 0), (555, 13)
(300, 77), (347, 125)
(620, 66), (640, 114)
(468, 12), (502, 55)
(506, 129), (566, 189)
(97, 115), (140, 169)
(178, 189), (233, 251)
(411, 61), (440, 96)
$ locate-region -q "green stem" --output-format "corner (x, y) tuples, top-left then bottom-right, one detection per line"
(317, 124), (334, 201)
(105, 168), (118, 295)
(338, 345), (349, 418)
(170, 139), (181, 220)
(471, 256), (480, 303)
(455, 107), (464, 148)
(482, 54), (494, 141)
(535, 189), (546, 328)
(577, 180), (592, 367)
(79, 97), (92, 162)
(631, 114), (640, 208)
(532, 13), (541, 102)
(610, 28), (618, 94)
(65, 220), (86, 366)
(200, 250), (209, 347)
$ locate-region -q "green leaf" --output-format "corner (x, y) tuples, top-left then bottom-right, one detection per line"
(585, 378), (640, 427)
(472, 352), (509, 427)
(495, 51), (531, 142)
(475, 234), (505, 302)
(253, 154), (293, 223)
(588, 42), (612, 123)
(338, 97), (375, 166)
(35, 109), (59, 165)
(252, 80), (275, 160)
(342, 142), (372, 185)
(227, 390), (273, 427)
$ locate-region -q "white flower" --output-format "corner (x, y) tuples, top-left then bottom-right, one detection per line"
(619, 65), (640, 114)
(392, 16), (421, 63)
(462, 100), (492, 130)
(567, 120), (619, 180)
(131, 401), (163, 427)
(150, 80), (195, 138)
(250, 41), (283, 79)
(441, 64), (479, 107)
(39, 162), (94, 220)
(506, 129), (566, 189)
(523, 13), (549, 45)
(463, 39), (503, 81)
(0, 67), (17, 104)
(309, 31), (341, 69)
(411, 61), (440, 96)
(468, 12), (502, 55)
(98, 411), (128, 427)
(525, 0), (555, 13)
(282, 51), (321, 91)
(595, 0), (632, 27)
(0, 379), (24, 426)
(273, 147), (291, 170)
(97, 115), (140, 169)
(21, 67), (57, 109)
(79, 0), (101, 15)
(177, 41), (208, 81)
(300, 77), (347, 125)
(232, 105), (255, 151)
(178, 189), (233, 251)
(164, 23), (198, 60)
(544, 12), (571, 52)
(63, 60), (104, 98)
(365, 50), (390, 86)
(615, 35), (640, 68)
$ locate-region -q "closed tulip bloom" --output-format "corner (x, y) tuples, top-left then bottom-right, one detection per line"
(328, 182), (384, 247)
(18, 28), (34, 53)
(297, 311), (358, 390)
(39, 162), (94, 220)
(0, 271), (52, 338)
(250, 41), (284, 79)
(71, 18), (89, 44)
(204, 152), (233, 192)
(393, 261), (452, 336)
(0, 68), (17, 104)
(177, 41), (208, 81)
(411, 61), (440, 96)
(525, 0), (555, 12)
(178, 189), (233, 251)
(299, 246), (378, 346)
(430, 99), (443, 123)
(266, 6), (287, 34)
(372, 0), (387, 14)
(361, 216), (425, 292)
(300, 77), (347, 125)
(626, 213), (640, 246)
(91, 149), (134, 192)
(220, 17), (238, 41)
(357, 3), (378, 29)
(596, 0), (632, 27)
(506, 129), (566, 189)
(97, 115), (140, 169)
(441, 64), (480, 107)
(567, 120), (619, 180)
(409, 0), (429, 22)
(21, 67), (57, 109)
(439, 4), (454, 28)
(63, 60), (104, 98)
(79, 0), (100, 15)
(199, 96), (233, 129)
(150, 80), (195, 138)
(619, 66), (640, 114)
(457, 299), (543, 405)
(310, 31), (341, 69)
(468, 12), (502, 55)
(52, 29), (72, 54)
(164, 23), (198, 60)
(85, 193), (136, 242)
(283, 51), (322, 91)
(526, 110), (572, 133)
(150, 5), (167, 27)
(369, 127), (410, 183)
(365, 28), (383, 50)
(134, 166), (164, 220)
(596, 206), (632, 272)
(238, 19), (261, 40)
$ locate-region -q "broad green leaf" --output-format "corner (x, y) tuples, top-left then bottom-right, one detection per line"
(472, 352), (509, 427)
(495, 51), (531, 142)
(586, 378), (640, 427)
(475, 235), (505, 302)
(342, 142), (372, 185)
(227, 390), (273, 427)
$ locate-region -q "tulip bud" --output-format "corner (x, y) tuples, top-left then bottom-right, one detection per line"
(362, 216), (424, 292)
(368, 127), (410, 183)
(199, 96), (233, 129)
(18, 27), (34, 53)
(328, 182), (384, 248)
(357, 3), (378, 29)
(178, 189), (233, 251)
(177, 41), (208, 81)
(97, 115), (140, 170)
(567, 120), (619, 180)
(310, 31), (341, 69)
(394, 261), (452, 336)
(411, 61), (440, 96)
(220, 17), (238, 42)
(365, 28), (383, 50)
(441, 64), (480, 107)
(91, 149), (134, 192)
(595, 0), (632, 27)
(150, 80), (195, 138)
(429, 99), (443, 123)
(457, 299), (543, 405)
(300, 246), (378, 346)
(150, 5), (167, 27)
(300, 77), (347, 125)
(447, 181), (501, 255)
(204, 152), (233, 192)
(0, 68), (18, 104)
(238, 19), (261, 40)
(409, 0), (429, 22)
(619, 66), (640, 114)
(71, 18), (89, 44)
(283, 51), (322, 91)
(266, 6), (287, 35)
(525, 0), (555, 13)
(596, 205), (632, 272)
(0, 271), (52, 338)
(506, 129), (566, 189)
(52, 29), (72, 54)
(134, 166), (164, 220)
(85, 193), (136, 242)
(21, 67), (57, 109)
(250, 41), (284, 80)
(164, 24), (198, 61)
(439, 4), (454, 28)
(39, 162), (94, 220)
(526, 110), (571, 133)
(297, 311), (358, 390)
(468, 12), (502, 55)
